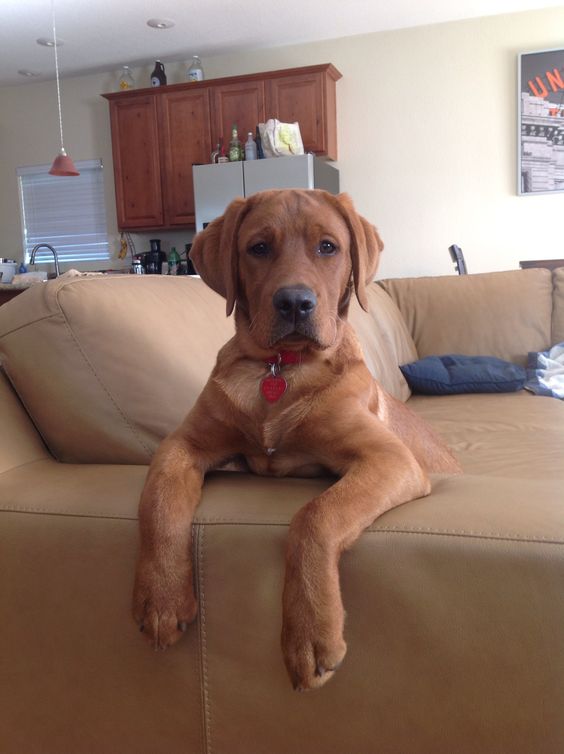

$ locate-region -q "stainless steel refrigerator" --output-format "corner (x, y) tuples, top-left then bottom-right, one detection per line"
(193, 155), (340, 231)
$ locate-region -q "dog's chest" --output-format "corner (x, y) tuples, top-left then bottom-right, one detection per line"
(214, 362), (324, 473)
(244, 434), (326, 477)
(214, 360), (314, 422)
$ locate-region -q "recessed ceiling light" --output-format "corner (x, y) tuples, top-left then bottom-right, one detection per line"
(36, 37), (62, 47)
(18, 69), (41, 77)
(147, 18), (175, 29)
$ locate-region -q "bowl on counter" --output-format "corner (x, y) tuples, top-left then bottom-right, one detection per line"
(0, 260), (18, 284)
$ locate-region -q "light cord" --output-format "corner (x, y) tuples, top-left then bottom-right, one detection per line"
(51, 0), (65, 152)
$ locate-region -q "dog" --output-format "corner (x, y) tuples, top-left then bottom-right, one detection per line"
(132, 189), (461, 691)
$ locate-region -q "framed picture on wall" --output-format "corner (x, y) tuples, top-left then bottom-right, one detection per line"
(518, 48), (564, 195)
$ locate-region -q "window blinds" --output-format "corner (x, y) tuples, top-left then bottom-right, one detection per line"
(17, 159), (110, 264)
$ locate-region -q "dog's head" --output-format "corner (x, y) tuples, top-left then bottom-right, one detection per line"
(190, 189), (383, 351)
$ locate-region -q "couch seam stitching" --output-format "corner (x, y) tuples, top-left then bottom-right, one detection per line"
(197, 524), (212, 754)
(0, 311), (59, 339)
(0, 505), (137, 521)
(0, 456), (52, 477)
(370, 525), (564, 542)
(0, 508), (562, 545)
(188, 518), (564, 545)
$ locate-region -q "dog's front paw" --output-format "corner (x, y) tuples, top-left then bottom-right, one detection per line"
(281, 572), (347, 691)
(132, 555), (197, 650)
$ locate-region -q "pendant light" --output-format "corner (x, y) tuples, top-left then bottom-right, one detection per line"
(48, 0), (79, 176)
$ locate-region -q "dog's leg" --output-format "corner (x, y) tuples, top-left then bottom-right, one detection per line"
(132, 401), (237, 649)
(281, 417), (431, 690)
(132, 432), (208, 649)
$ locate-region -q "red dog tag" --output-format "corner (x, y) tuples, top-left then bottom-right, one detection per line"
(260, 374), (287, 402)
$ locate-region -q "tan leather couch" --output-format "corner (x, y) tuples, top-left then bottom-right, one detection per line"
(1, 269), (563, 754)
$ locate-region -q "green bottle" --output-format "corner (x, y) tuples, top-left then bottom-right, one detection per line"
(229, 124), (242, 161)
(168, 246), (180, 275)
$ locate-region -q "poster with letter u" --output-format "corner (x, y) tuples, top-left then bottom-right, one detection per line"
(518, 48), (564, 195)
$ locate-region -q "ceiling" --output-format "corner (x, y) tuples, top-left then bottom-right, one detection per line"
(2, 0), (563, 87)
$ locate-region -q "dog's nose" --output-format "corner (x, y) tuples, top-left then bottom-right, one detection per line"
(273, 286), (317, 322)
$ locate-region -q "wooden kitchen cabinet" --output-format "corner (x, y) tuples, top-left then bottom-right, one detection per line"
(103, 63), (341, 231)
(209, 79), (265, 149)
(108, 95), (164, 229)
(265, 66), (339, 160)
(159, 88), (211, 226)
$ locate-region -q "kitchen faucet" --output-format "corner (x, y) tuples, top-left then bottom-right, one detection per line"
(30, 244), (61, 278)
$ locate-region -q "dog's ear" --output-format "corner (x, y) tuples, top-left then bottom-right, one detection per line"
(333, 193), (383, 312)
(189, 197), (249, 316)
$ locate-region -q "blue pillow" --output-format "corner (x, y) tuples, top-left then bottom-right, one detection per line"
(400, 354), (526, 395)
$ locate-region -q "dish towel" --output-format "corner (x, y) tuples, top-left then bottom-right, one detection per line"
(525, 342), (564, 399)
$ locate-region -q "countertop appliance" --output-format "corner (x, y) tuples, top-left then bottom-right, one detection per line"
(0, 259), (18, 284)
(193, 154), (340, 232)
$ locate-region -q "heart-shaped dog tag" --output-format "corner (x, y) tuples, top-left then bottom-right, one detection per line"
(260, 374), (287, 402)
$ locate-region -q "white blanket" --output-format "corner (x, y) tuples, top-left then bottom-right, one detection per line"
(525, 342), (564, 399)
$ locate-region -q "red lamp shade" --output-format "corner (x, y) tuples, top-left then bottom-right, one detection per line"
(49, 149), (79, 176)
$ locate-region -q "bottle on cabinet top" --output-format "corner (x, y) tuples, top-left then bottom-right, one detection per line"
(187, 55), (204, 82)
(116, 65), (135, 91)
(150, 60), (167, 87)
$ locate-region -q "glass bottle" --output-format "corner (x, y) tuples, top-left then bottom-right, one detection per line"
(150, 60), (167, 87)
(185, 243), (197, 275)
(255, 125), (264, 159)
(187, 55), (204, 82)
(168, 246), (180, 275)
(244, 132), (257, 160)
(210, 141), (221, 164)
(116, 65), (135, 91)
(217, 142), (228, 163)
(229, 124), (242, 162)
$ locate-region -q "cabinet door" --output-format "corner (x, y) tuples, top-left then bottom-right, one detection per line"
(159, 89), (212, 226)
(210, 80), (265, 147)
(265, 71), (337, 159)
(108, 95), (163, 229)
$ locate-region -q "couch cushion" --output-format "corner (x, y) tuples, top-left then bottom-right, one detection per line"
(0, 276), (234, 464)
(349, 283), (417, 402)
(407, 390), (564, 480)
(0, 369), (50, 474)
(553, 267), (564, 345)
(380, 269), (553, 366)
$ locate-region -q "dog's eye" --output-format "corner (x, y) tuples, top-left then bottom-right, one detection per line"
(318, 240), (338, 256)
(248, 242), (270, 257)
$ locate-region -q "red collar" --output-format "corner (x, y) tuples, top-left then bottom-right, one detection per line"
(266, 350), (302, 367)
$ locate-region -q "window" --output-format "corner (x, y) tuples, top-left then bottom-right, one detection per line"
(17, 159), (110, 264)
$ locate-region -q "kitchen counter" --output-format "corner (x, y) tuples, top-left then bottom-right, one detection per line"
(0, 281), (42, 290)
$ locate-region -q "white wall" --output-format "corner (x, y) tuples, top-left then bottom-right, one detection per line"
(1, 7), (564, 278)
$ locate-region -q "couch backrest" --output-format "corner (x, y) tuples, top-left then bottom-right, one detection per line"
(349, 284), (417, 402)
(553, 267), (564, 345)
(0, 275), (414, 464)
(379, 269), (554, 366)
(0, 276), (233, 464)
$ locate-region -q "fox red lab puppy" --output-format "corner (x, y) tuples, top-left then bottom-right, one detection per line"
(132, 189), (460, 691)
